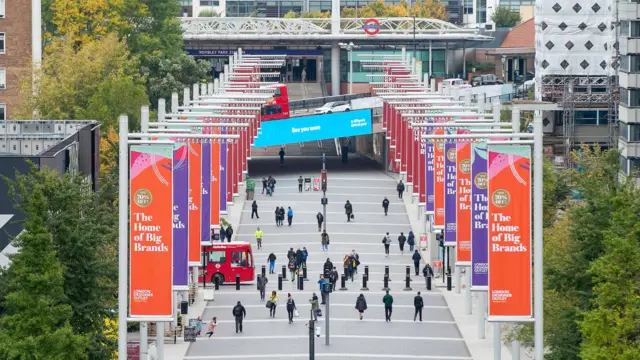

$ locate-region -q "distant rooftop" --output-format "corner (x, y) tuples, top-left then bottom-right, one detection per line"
(0, 120), (99, 156)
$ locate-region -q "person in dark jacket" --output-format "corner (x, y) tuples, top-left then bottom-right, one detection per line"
(355, 294), (368, 320)
(422, 263), (434, 288)
(268, 253), (277, 274)
(232, 301), (247, 333)
(220, 225), (226, 242)
(412, 250), (422, 276)
(298, 176), (304, 192)
(226, 225), (234, 242)
(301, 247), (309, 268)
(316, 212), (324, 232)
(286, 293), (297, 324)
(397, 180), (405, 199)
(274, 207), (280, 226)
(287, 248), (296, 261)
(382, 197), (390, 215)
(257, 275), (268, 301)
(323, 258), (333, 278)
(398, 232), (406, 254)
(279, 147), (285, 165)
(344, 200), (353, 222)
(407, 231), (416, 252)
(251, 200), (259, 219)
(295, 248), (304, 269)
(414, 291), (424, 321)
(262, 177), (268, 194)
(278, 207), (285, 226)
(382, 290), (394, 322)
(321, 230), (330, 251)
(330, 267), (339, 287)
(288, 257), (297, 282)
(318, 275), (327, 305)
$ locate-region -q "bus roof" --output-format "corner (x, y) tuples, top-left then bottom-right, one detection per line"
(209, 241), (252, 248)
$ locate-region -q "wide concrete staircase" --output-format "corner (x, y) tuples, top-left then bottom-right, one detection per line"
(286, 82), (324, 100)
(251, 140), (338, 157)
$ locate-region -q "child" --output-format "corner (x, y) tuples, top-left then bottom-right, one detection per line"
(205, 317), (217, 337)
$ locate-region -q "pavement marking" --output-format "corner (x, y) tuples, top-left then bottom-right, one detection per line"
(253, 251), (398, 256)
(207, 291), (443, 296)
(194, 334), (464, 341)
(205, 304), (448, 309)
(185, 354), (472, 359)
(205, 318), (455, 324)
(251, 177), (396, 182)
(245, 200), (406, 205)
(239, 222), (410, 227)
(251, 192), (400, 197)
(235, 232), (401, 237)
(242, 210), (407, 216)
(252, 242), (388, 247)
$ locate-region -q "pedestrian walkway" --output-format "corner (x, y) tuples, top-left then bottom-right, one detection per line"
(184, 156), (472, 360)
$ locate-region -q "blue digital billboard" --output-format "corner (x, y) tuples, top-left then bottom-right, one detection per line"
(254, 109), (373, 148)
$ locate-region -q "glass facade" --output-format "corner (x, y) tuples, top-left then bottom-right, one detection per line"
(497, 0), (533, 12)
(621, 88), (640, 107)
(620, 21), (640, 38)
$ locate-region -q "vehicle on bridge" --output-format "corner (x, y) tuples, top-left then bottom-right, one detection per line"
(261, 84), (291, 121)
(314, 101), (351, 114)
(199, 242), (255, 285)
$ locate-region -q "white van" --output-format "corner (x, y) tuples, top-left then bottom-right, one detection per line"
(441, 78), (471, 93)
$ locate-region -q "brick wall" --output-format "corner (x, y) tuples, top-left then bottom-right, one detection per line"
(0, 0), (32, 120)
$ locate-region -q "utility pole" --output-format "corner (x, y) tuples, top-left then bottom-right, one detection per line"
(321, 154), (327, 232)
(308, 309), (315, 360)
(413, 17), (417, 60)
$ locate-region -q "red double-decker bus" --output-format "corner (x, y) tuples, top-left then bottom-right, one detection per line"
(199, 242), (255, 285)
(260, 84), (290, 121)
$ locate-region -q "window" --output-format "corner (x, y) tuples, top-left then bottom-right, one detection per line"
(262, 104), (282, 116)
(620, 122), (629, 141)
(208, 250), (226, 264)
(620, 155), (629, 174)
(201, 0), (220, 5)
(621, 88), (640, 107)
(0, 0), (4, 18)
(621, 21), (640, 38)
(230, 251), (249, 267)
(0, 104), (5, 121)
(620, 55), (640, 73)
(0, 68), (4, 89)
(0, 33), (4, 54)
(629, 124), (640, 141)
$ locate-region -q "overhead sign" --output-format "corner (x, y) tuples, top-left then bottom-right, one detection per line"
(362, 18), (381, 36)
(254, 110), (373, 148)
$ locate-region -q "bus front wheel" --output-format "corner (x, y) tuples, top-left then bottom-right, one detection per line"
(211, 273), (225, 286)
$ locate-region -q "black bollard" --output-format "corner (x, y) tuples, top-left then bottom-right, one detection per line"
(364, 265), (369, 279)
(385, 265), (391, 281)
(447, 274), (452, 291)
(299, 275), (304, 290)
(214, 276), (220, 291)
(262, 265), (266, 278)
(405, 266), (412, 281)
(343, 266), (348, 279)
(278, 274), (283, 291)
(282, 265), (287, 280)
(303, 264), (308, 281)
(236, 274), (240, 290)
(382, 274), (390, 291)
(361, 274), (369, 291)
(339, 274), (348, 290)
(403, 274), (412, 291)
(427, 275), (432, 291)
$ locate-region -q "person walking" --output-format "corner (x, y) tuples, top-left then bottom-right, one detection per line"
(268, 176), (276, 195)
(226, 225), (234, 243)
(382, 197), (390, 216)
(422, 263), (434, 288)
(323, 258), (333, 278)
(268, 291), (279, 318)
(310, 293), (319, 320)
(414, 291), (424, 321)
(287, 207), (294, 226)
(220, 225), (226, 242)
(257, 274), (268, 301)
(298, 176), (304, 192)
(343, 254), (353, 281)
(316, 212), (324, 232)
(355, 294), (368, 320)
(232, 301), (247, 333)
(412, 250), (422, 276)
(383, 232), (391, 257)
(344, 200), (353, 222)
(382, 290), (394, 322)
(288, 257), (297, 282)
(318, 275), (327, 305)
(397, 180), (405, 199)
(268, 252), (276, 274)
(407, 231), (416, 252)
(351, 249), (360, 274)
(262, 177), (268, 194)
(321, 230), (330, 252)
(205, 317), (217, 337)
(295, 248), (304, 270)
(398, 232), (406, 255)
(330, 267), (339, 287)
(301, 68), (307, 83)
(274, 207), (281, 227)
(195, 316), (203, 336)
(286, 293), (297, 324)
(251, 200), (259, 219)
(279, 147), (285, 165)
(302, 247), (309, 268)
(287, 247), (296, 261)
(255, 227), (263, 249)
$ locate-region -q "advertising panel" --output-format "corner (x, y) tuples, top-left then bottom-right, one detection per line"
(487, 145), (532, 319)
(425, 127), (434, 212)
(172, 143), (189, 289)
(210, 125), (221, 228)
(444, 137), (457, 246)
(201, 137), (211, 244)
(456, 133), (472, 265)
(471, 142), (488, 290)
(413, 125), (421, 199)
(220, 127), (228, 214)
(433, 128), (445, 227)
(129, 145), (173, 318)
(188, 141), (202, 266)
(254, 109), (373, 147)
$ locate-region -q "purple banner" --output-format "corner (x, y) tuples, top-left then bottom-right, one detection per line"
(201, 143), (211, 243)
(173, 144), (189, 288)
(471, 142), (488, 289)
(220, 128), (228, 213)
(444, 140), (457, 246)
(425, 136), (435, 213)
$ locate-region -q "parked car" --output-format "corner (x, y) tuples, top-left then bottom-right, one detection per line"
(515, 71), (535, 83)
(315, 101), (351, 114)
(441, 78), (472, 93)
(471, 74), (503, 87)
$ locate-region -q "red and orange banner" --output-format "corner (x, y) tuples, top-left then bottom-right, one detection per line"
(129, 145), (173, 318)
(487, 145), (532, 320)
(210, 122), (221, 231)
(456, 130), (472, 264)
(188, 141), (202, 265)
(433, 127), (445, 227)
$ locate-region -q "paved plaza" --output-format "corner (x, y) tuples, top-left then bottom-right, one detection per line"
(184, 156), (472, 360)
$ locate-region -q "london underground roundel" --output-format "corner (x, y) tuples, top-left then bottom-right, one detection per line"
(362, 18), (381, 36)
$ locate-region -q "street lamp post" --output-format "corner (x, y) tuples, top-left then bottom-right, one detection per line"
(339, 42), (358, 94)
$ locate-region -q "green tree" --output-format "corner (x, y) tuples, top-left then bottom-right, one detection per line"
(283, 9), (298, 18)
(127, 0), (184, 64)
(0, 185), (89, 359)
(491, 6), (521, 28)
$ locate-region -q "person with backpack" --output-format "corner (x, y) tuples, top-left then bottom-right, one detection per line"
(322, 258), (333, 278)
(298, 176), (304, 192)
(286, 293), (298, 324)
(232, 301), (246, 333)
(382, 290), (394, 322)
(267, 252), (276, 274)
(226, 225), (234, 243)
(412, 250), (422, 276)
(407, 231), (416, 252)
(414, 291), (424, 321)
(310, 293), (320, 320)
(344, 200), (353, 222)
(397, 180), (405, 199)
(251, 200), (259, 219)
(382, 232), (391, 257)
(355, 294), (368, 320)
(295, 248), (304, 270)
(301, 247), (309, 268)
(267, 291), (279, 318)
(330, 267), (339, 287)
(287, 206), (294, 226)
(343, 254), (353, 281)
(288, 257), (297, 282)
(398, 232), (407, 255)
(287, 247), (296, 261)
(255, 227), (263, 250)
(321, 230), (330, 251)
(422, 263), (434, 288)
(257, 274), (268, 301)
(316, 212), (324, 232)
(382, 197), (390, 215)
(278, 207), (285, 226)
(262, 177), (268, 195)
(350, 250), (360, 274)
